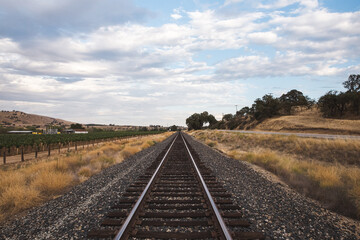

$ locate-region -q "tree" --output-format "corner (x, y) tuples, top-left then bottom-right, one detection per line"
(236, 107), (250, 117)
(140, 127), (148, 131)
(318, 75), (360, 118)
(186, 113), (204, 130)
(347, 91), (360, 115)
(186, 111), (218, 130)
(318, 91), (341, 117)
(252, 94), (280, 120)
(89, 127), (104, 132)
(222, 114), (233, 121)
(200, 111), (210, 126)
(170, 125), (178, 131)
(207, 114), (218, 126)
(279, 89), (312, 114)
(343, 74), (360, 92)
(343, 75), (360, 115)
(70, 123), (84, 129)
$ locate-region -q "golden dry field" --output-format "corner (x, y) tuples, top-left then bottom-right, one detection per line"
(255, 107), (360, 135)
(190, 130), (360, 219)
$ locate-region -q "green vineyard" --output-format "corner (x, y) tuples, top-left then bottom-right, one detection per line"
(0, 131), (163, 148)
(0, 131), (166, 164)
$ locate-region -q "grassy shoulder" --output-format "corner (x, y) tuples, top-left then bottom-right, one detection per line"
(0, 132), (173, 222)
(190, 130), (360, 220)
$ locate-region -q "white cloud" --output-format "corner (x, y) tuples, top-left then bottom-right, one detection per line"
(1, 1), (359, 125)
(223, 0), (244, 6)
(271, 10), (360, 38)
(215, 50), (346, 79)
(1, 6), (358, 83)
(299, 0), (318, 9)
(259, 0), (298, 9)
(171, 8), (184, 20)
(0, 70), (248, 125)
(259, 0), (318, 9)
(0, 38), (20, 53)
(248, 31), (279, 44)
(171, 13), (182, 20)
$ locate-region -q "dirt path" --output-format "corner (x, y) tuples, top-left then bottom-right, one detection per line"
(221, 129), (360, 139)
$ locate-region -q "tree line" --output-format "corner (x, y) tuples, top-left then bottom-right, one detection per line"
(318, 75), (360, 117)
(186, 74), (360, 130)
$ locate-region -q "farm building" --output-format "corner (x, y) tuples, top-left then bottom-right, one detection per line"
(43, 125), (59, 134)
(7, 131), (33, 134)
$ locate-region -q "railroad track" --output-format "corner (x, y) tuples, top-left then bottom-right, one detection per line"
(88, 132), (265, 239)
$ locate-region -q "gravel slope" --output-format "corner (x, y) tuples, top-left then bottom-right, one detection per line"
(0, 134), (175, 240)
(183, 133), (360, 240)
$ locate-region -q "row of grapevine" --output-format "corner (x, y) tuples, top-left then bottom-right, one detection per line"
(0, 131), (163, 149)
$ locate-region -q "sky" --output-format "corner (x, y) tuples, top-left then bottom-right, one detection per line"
(1, 0), (360, 126)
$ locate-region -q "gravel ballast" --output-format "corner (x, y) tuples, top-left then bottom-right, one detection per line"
(0, 134), (175, 239)
(183, 133), (360, 240)
(1, 132), (359, 239)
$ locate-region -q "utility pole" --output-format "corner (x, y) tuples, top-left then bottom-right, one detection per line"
(235, 105), (238, 114)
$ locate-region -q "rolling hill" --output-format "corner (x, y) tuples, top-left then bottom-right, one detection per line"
(0, 110), (74, 128)
(254, 107), (360, 135)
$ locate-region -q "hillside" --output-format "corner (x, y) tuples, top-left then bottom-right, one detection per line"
(254, 107), (360, 135)
(0, 110), (74, 128)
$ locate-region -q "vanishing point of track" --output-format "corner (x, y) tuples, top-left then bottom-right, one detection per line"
(88, 132), (265, 239)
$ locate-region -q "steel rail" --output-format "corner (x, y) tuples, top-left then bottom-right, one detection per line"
(181, 133), (233, 240)
(113, 133), (178, 240)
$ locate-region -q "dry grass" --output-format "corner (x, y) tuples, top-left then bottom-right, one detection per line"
(199, 130), (360, 165)
(256, 107), (360, 135)
(0, 185), (41, 216)
(191, 130), (360, 219)
(78, 166), (93, 178)
(0, 132), (173, 221)
(121, 145), (140, 159)
(32, 171), (74, 195)
(205, 139), (217, 147)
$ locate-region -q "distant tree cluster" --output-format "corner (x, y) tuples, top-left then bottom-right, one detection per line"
(169, 125), (178, 131)
(209, 90), (313, 130)
(186, 90), (314, 130)
(186, 111), (217, 130)
(318, 75), (360, 118)
(70, 123), (85, 129)
(185, 74), (359, 130)
(236, 89), (314, 121)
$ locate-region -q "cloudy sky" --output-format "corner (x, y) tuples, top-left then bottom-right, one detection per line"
(1, 0), (359, 126)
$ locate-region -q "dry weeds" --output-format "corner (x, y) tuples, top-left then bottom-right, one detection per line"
(0, 132), (173, 221)
(191, 130), (360, 219)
